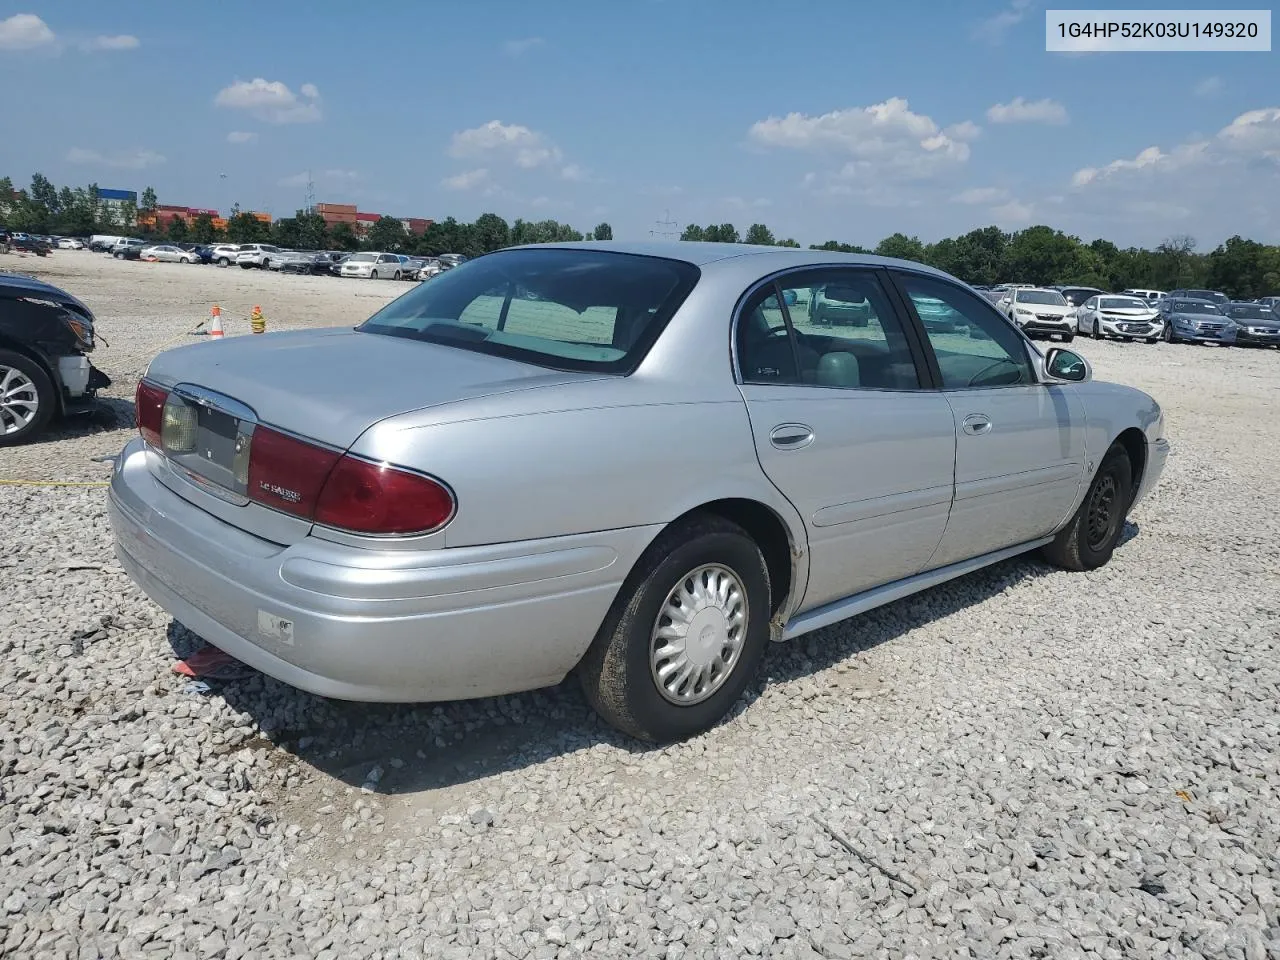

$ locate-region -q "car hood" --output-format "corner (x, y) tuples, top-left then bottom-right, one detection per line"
(1018, 303), (1071, 315)
(1234, 316), (1280, 329)
(1172, 312), (1228, 322)
(0, 272), (93, 314)
(1099, 307), (1159, 318)
(143, 327), (600, 448)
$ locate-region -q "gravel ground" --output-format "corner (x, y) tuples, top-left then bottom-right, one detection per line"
(2, 250), (1278, 959)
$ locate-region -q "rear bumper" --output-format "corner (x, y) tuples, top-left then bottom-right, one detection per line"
(108, 438), (657, 702)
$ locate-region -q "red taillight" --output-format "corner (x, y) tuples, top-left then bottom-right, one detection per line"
(315, 456), (455, 536)
(135, 380), (168, 447)
(246, 426), (341, 519)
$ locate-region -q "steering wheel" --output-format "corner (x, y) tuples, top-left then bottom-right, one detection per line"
(967, 356), (1020, 388)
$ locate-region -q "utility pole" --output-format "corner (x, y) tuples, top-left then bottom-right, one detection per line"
(650, 208), (679, 240)
(304, 170), (316, 215)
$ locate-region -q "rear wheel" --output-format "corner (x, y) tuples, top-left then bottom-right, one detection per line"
(218, 257), (230, 267)
(0, 350), (55, 446)
(371, 270), (379, 280)
(393, 270), (402, 280)
(1041, 442), (1133, 572)
(578, 514), (772, 743)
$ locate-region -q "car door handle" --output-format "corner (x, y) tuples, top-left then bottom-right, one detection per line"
(769, 423), (815, 449)
(962, 414), (992, 436)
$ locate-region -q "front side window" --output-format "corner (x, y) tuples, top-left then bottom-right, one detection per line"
(896, 273), (1036, 389)
(358, 248), (699, 373)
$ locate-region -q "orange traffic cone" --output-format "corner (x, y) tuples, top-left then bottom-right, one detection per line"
(210, 304), (224, 339)
(249, 305), (265, 334)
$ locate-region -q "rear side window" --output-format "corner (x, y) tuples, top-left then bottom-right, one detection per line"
(358, 248), (700, 373)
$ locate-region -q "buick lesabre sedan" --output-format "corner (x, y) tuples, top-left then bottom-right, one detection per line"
(109, 243), (1169, 742)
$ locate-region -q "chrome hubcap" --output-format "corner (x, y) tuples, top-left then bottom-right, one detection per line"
(0, 365), (39, 435)
(650, 564), (748, 706)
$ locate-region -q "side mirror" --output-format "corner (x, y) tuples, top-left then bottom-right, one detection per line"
(1044, 347), (1091, 383)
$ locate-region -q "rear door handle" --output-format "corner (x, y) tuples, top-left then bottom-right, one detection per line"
(962, 414), (992, 436)
(769, 423), (815, 449)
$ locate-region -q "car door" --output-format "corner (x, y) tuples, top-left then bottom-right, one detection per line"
(735, 268), (957, 612)
(891, 271), (1087, 568)
(1080, 296), (1099, 334)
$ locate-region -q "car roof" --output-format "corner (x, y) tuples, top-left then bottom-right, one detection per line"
(500, 239), (959, 281)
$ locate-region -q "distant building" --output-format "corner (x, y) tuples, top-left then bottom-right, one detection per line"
(315, 202), (431, 238)
(95, 188), (138, 225)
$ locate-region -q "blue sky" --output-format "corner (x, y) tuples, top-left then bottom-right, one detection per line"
(1, 1), (1277, 248)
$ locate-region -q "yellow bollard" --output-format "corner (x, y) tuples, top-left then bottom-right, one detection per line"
(250, 305), (266, 335)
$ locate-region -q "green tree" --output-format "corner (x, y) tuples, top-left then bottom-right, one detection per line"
(744, 223), (776, 246)
(190, 213), (217, 243)
(472, 212), (510, 252)
(706, 223), (739, 243)
(295, 212), (328, 250)
(226, 211), (267, 244)
(592, 222), (613, 241)
(0, 177), (13, 218)
(329, 221), (358, 251)
(777, 238), (801, 248)
(874, 232), (927, 262)
(118, 199), (137, 230)
(810, 240), (871, 253)
(365, 214), (407, 252)
(30, 173), (58, 213)
(167, 216), (189, 242)
(140, 186), (157, 211)
(1004, 225), (1082, 286)
(1207, 235), (1268, 299)
(680, 224), (705, 242)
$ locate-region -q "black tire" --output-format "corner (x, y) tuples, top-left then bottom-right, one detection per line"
(0, 349), (55, 446)
(1163, 323), (1175, 344)
(260, 259), (270, 270)
(1145, 338), (1158, 344)
(578, 514), (772, 743)
(393, 271), (402, 281)
(371, 270), (379, 280)
(113, 252), (123, 259)
(1091, 320), (1103, 340)
(1041, 442), (1133, 572)
(240, 262), (252, 269)
(1062, 332), (1075, 343)
(218, 257), (230, 267)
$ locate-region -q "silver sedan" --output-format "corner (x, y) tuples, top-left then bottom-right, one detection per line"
(109, 242), (1169, 742)
(139, 244), (197, 264)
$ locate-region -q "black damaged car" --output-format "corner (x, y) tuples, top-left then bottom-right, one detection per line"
(0, 272), (112, 445)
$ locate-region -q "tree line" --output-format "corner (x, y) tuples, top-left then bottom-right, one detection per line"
(3, 172), (1277, 298)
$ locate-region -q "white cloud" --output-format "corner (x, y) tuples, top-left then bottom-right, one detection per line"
(952, 186), (1009, 205)
(986, 97), (1068, 125)
(945, 121), (983, 141)
(226, 130), (256, 144)
(448, 120), (569, 173)
(559, 163), (586, 182)
(66, 147), (165, 170)
(1194, 76), (1224, 98)
(991, 200), (1035, 224)
(214, 78), (322, 124)
(1071, 142), (1209, 187)
(442, 168), (490, 191)
(749, 98), (973, 181)
(973, 0), (1031, 43)
(723, 196), (773, 210)
(279, 169), (360, 188)
(0, 13), (54, 49)
(503, 37), (543, 56)
(83, 34), (139, 51)
(1217, 107), (1280, 158)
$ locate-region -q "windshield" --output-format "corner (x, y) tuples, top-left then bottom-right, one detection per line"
(1175, 300), (1222, 315)
(1017, 290), (1068, 306)
(1229, 304), (1269, 319)
(1185, 289), (1228, 304)
(357, 248), (700, 373)
(347, 253), (376, 263)
(1100, 297), (1149, 310)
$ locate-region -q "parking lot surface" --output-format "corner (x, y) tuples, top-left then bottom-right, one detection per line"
(2, 251), (1278, 959)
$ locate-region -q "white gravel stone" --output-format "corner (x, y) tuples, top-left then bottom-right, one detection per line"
(2, 252), (1279, 958)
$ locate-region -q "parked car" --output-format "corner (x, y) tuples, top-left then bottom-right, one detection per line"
(0, 272), (112, 445)
(89, 235), (124, 252)
(415, 257), (443, 280)
(56, 237), (85, 250)
(1119, 288), (1165, 303)
(108, 242), (1168, 742)
(437, 253), (467, 269)
(1256, 296), (1280, 312)
(998, 287), (1076, 342)
(236, 244), (285, 270)
(208, 244), (240, 267)
(912, 295), (967, 333)
(397, 255), (419, 278)
(1056, 285), (1105, 308)
(1166, 288), (1230, 309)
(1075, 294), (1163, 343)
(1225, 301), (1280, 347)
(339, 252), (405, 279)
(111, 238), (146, 259)
(808, 282), (873, 326)
(140, 244), (198, 264)
(189, 245), (216, 265)
(1158, 297), (1236, 345)
(11, 233), (52, 256)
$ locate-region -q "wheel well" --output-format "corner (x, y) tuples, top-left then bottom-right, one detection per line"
(1114, 427), (1147, 502)
(673, 499), (794, 618)
(0, 335), (61, 412)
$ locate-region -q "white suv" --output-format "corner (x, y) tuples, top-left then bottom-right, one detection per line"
(209, 244), (241, 267)
(235, 244), (283, 269)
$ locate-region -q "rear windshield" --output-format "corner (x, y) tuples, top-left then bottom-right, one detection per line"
(357, 248), (700, 373)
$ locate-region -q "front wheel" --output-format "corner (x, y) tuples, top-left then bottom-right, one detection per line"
(577, 514), (772, 743)
(1163, 324), (1175, 344)
(218, 257), (230, 267)
(393, 271), (401, 281)
(113, 252), (123, 259)
(1041, 442), (1133, 572)
(1062, 332), (1075, 343)
(371, 270), (379, 280)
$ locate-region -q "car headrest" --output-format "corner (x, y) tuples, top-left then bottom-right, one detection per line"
(816, 351), (860, 388)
